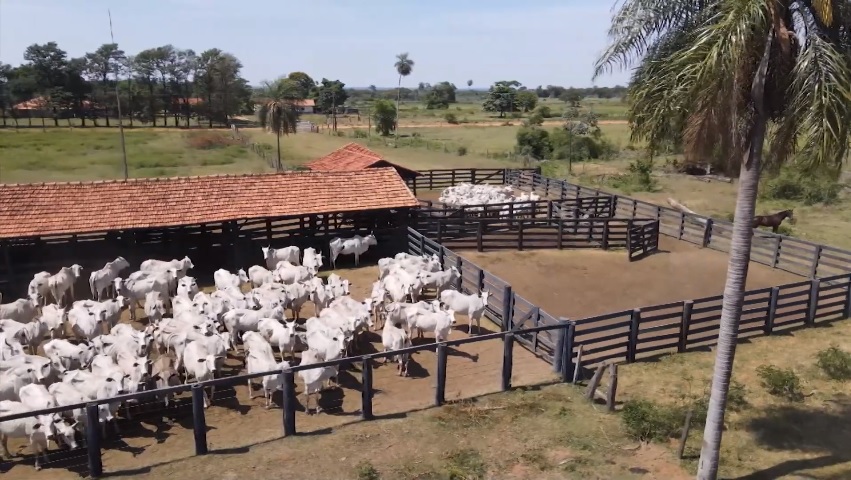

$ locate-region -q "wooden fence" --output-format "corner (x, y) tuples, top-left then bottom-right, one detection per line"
(4, 224), (851, 477)
(404, 168), (540, 195)
(412, 216), (659, 253)
(506, 170), (851, 278)
(416, 199), (551, 219)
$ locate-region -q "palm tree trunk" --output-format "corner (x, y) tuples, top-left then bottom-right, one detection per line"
(276, 130), (282, 172)
(395, 74), (402, 141)
(696, 30), (773, 480)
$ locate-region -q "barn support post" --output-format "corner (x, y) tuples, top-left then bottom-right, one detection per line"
(561, 321), (577, 383)
(1, 240), (13, 295)
(810, 245), (822, 278)
(502, 285), (513, 331)
(679, 301), (693, 353)
(435, 343), (448, 406)
(361, 357), (374, 420)
(502, 333), (514, 392)
(282, 369), (297, 436)
(845, 274), (851, 318)
(765, 286), (780, 335)
(627, 309), (641, 363)
(191, 384), (209, 455)
(807, 279), (820, 326)
(85, 403), (103, 478)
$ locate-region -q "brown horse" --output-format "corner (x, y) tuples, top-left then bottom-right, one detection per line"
(752, 209), (795, 233)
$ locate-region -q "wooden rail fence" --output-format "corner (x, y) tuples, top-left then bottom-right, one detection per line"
(404, 168), (540, 195)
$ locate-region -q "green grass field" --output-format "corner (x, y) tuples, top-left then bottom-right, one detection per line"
(0, 130), (268, 182)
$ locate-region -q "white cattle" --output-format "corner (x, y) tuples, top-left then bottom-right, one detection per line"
(86, 297), (128, 332)
(140, 256), (194, 279)
(326, 273), (351, 297)
(273, 261), (313, 285)
(283, 282), (311, 319)
(182, 341), (220, 408)
(310, 284), (336, 316)
(68, 306), (106, 341)
(0, 318), (47, 354)
(115, 274), (172, 321)
(262, 246), (301, 269)
(18, 383), (56, 410)
(0, 400), (57, 470)
(61, 369), (125, 435)
(212, 288), (252, 311)
(381, 274), (412, 304)
(383, 300), (441, 332)
(39, 304), (68, 339)
(144, 291), (167, 324)
(176, 276), (200, 300)
(214, 268), (249, 291)
(0, 353), (64, 385)
(47, 382), (87, 430)
(27, 271), (51, 306)
(222, 306), (286, 346)
(329, 234), (377, 269)
(406, 308), (457, 342)
(381, 315), (412, 377)
(47, 264), (83, 307)
(0, 333), (25, 360)
(0, 365), (39, 401)
(0, 297), (40, 323)
(258, 318), (298, 360)
(89, 257), (130, 300)
(298, 349), (338, 414)
(418, 266), (461, 294)
(244, 333), (288, 408)
(247, 265), (275, 288)
(43, 339), (96, 371)
(439, 290), (491, 335)
(302, 247), (324, 275)
(150, 354), (181, 406)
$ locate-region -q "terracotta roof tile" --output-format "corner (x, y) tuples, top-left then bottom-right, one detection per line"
(0, 168), (419, 239)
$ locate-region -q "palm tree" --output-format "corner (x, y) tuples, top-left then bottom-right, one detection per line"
(393, 52), (414, 140)
(256, 79), (300, 172)
(594, 1), (851, 478)
(467, 79), (473, 97)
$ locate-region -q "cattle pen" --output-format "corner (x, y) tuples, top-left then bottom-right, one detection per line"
(3, 167), (851, 479)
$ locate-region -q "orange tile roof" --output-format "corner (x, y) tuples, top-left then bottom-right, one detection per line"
(293, 99), (315, 107)
(307, 143), (418, 177)
(0, 168), (419, 239)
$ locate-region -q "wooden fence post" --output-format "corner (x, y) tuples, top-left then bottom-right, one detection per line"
(429, 170), (434, 190)
(361, 357), (374, 420)
(765, 286), (780, 335)
(546, 201), (553, 222)
(772, 236), (781, 267)
(282, 369), (296, 436)
(436, 221), (443, 244)
(553, 317), (568, 373)
(471, 169), (477, 184)
(438, 246), (445, 270)
(477, 222), (484, 252)
(606, 363), (618, 412)
(845, 274), (851, 318)
(810, 245), (822, 278)
(561, 321), (576, 383)
(585, 364), (606, 400)
(419, 233), (425, 255)
(455, 256), (463, 291)
(677, 410), (694, 459)
(191, 385), (209, 455)
(602, 222), (610, 250)
(679, 300), (693, 353)
(572, 345), (584, 384)
(557, 221), (564, 249)
(807, 279), (820, 326)
(517, 222), (524, 251)
(85, 403), (103, 478)
(628, 309), (641, 363)
(502, 285), (513, 331)
(678, 212), (685, 240)
(702, 218), (713, 248)
(435, 343), (448, 406)
(502, 333), (514, 392)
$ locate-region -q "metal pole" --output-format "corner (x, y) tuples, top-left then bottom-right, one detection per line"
(191, 385), (209, 455)
(108, 9), (129, 180)
(85, 403), (103, 478)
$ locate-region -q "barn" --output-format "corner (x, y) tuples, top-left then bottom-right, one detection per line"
(0, 168), (419, 296)
(307, 143), (421, 181)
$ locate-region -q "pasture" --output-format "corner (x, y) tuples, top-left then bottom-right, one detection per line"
(0, 130), (268, 183)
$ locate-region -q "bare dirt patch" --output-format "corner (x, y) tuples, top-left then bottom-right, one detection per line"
(458, 236), (802, 320)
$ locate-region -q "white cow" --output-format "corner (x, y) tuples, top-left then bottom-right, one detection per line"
(381, 315), (412, 377)
(302, 247), (324, 275)
(418, 266), (461, 294)
(0, 365), (39, 401)
(182, 341), (219, 408)
(176, 276), (200, 300)
(247, 265), (275, 288)
(27, 271), (51, 306)
(43, 339), (96, 371)
(0, 333), (25, 360)
(39, 305), (68, 339)
(89, 257), (130, 300)
(244, 333), (289, 409)
(406, 308), (457, 342)
(329, 234), (377, 269)
(115, 274), (172, 321)
(258, 318), (298, 360)
(439, 290), (491, 335)
(262, 246), (300, 269)
(144, 291), (167, 324)
(298, 349), (338, 414)
(273, 261), (313, 285)
(0, 400), (57, 470)
(214, 268), (249, 291)
(0, 297), (40, 323)
(140, 256), (194, 279)
(150, 354), (181, 407)
(48, 264), (83, 307)
(0, 318), (47, 354)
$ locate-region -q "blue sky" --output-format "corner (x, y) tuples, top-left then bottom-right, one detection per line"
(0, 0), (632, 88)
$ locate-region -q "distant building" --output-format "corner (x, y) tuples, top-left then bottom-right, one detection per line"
(307, 143), (420, 181)
(292, 99), (315, 114)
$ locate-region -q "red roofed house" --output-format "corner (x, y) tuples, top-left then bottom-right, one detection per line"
(307, 143), (420, 181)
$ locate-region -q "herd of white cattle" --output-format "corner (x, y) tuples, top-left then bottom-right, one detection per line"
(0, 233), (492, 470)
(438, 183), (541, 208)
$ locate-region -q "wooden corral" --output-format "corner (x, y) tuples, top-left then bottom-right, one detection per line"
(0, 168), (419, 297)
(404, 168), (540, 196)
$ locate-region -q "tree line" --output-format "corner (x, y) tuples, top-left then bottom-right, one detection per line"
(0, 42), (253, 127)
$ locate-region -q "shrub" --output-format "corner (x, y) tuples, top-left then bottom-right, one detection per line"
(816, 346), (851, 380)
(534, 104), (553, 118)
(457, 146), (468, 156)
(352, 129), (368, 138)
(621, 400), (681, 441)
(355, 460), (381, 480)
(607, 158), (657, 193)
(760, 166), (843, 205)
(524, 112), (544, 127)
(757, 364), (804, 401)
(444, 112), (459, 124)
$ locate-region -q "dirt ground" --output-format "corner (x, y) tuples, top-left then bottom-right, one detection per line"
(459, 236), (802, 320)
(1, 262), (555, 479)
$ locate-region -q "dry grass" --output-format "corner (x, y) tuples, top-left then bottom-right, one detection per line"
(618, 317), (851, 479)
(125, 383), (690, 480)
